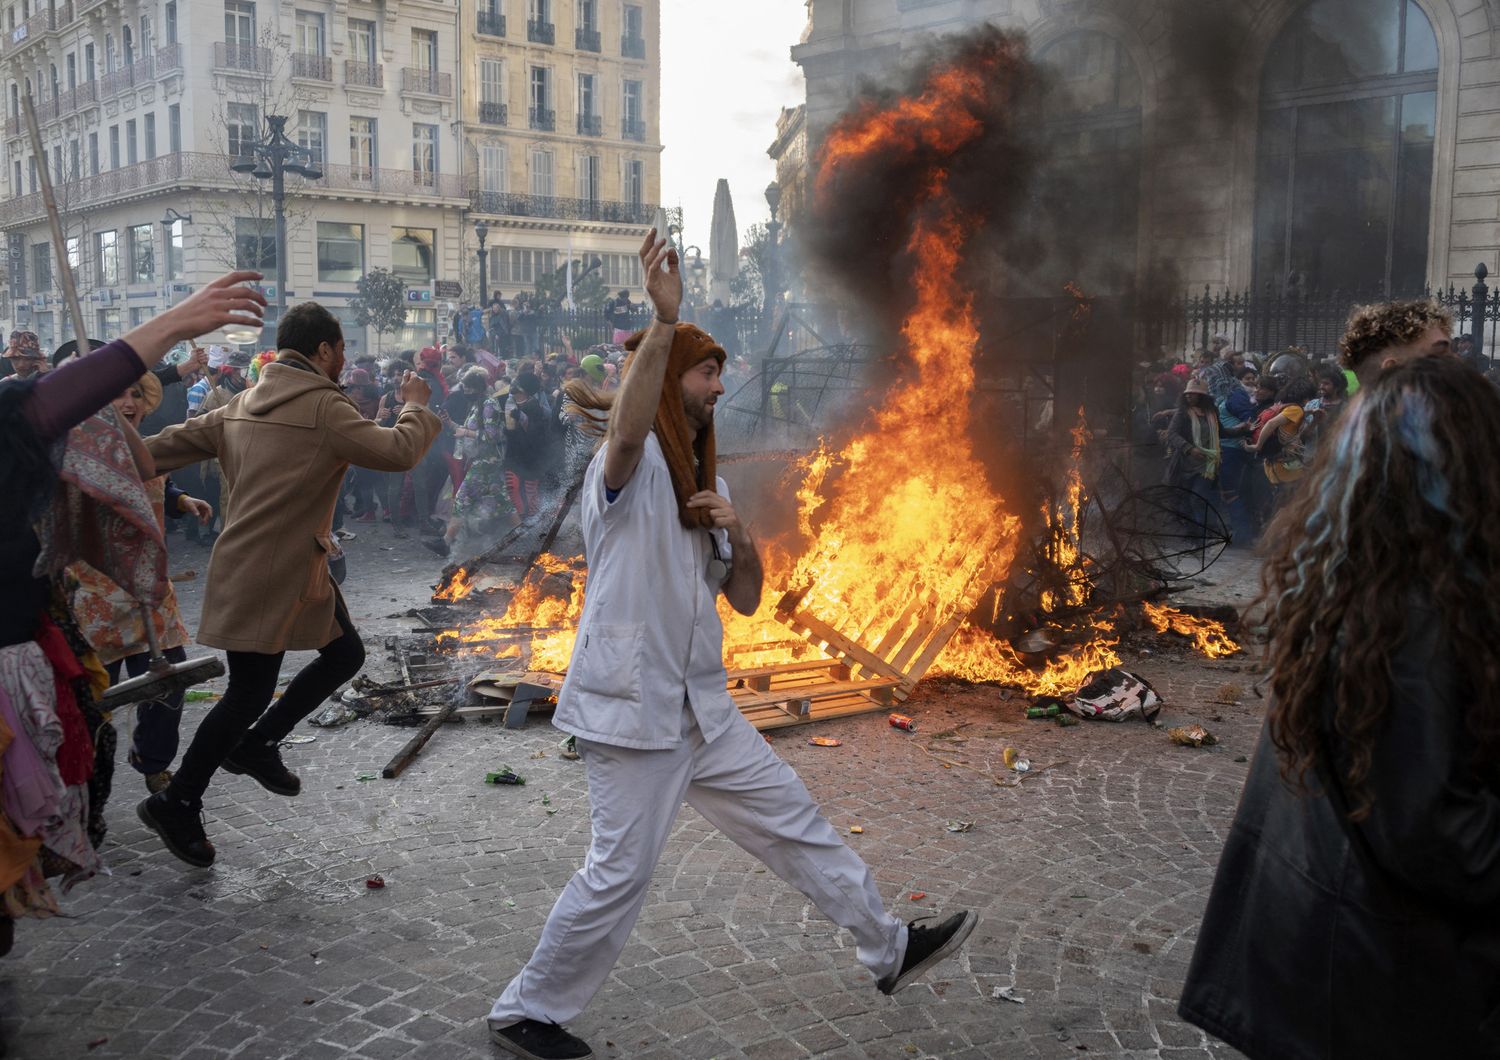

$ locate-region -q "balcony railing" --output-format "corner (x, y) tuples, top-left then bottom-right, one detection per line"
(345, 60), (383, 88)
(477, 10), (506, 37)
(8, 7), (55, 54)
(576, 113), (601, 137)
(402, 68), (452, 97)
(527, 20), (555, 45)
(479, 101), (508, 126)
(621, 35), (646, 59)
(98, 56), (155, 98)
(155, 43), (183, 73)
(2, 151), (467, 228)
(576, 27), (601, 52)
(621, 118), (645, 142)
(469, 190), (657, 225)
(214, 42), (272, 74)
(529, 107), (555, 131)
(292, 52), (332, 81)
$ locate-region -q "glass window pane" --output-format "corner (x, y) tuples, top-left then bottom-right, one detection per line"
(1289, 96), (1396, 293)
(1392, 91), (1436, 293)
(1403, 0), (1439, 73)
(1264, 0), (1403, 93)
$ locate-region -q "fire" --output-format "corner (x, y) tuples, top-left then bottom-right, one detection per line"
(433, 567), (476, 603)
(1142, 602), (1241, 659)
(435, 39), (1236, 706)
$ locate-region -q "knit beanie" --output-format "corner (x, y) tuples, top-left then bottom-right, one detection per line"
(622, 323), (726, 531)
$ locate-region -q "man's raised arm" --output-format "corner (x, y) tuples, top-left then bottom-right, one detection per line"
(602, 229), (683, 492)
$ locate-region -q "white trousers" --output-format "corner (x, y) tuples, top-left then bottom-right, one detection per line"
(488, 704), (907, 1027)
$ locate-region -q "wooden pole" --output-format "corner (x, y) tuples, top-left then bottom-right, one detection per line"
(20, 95), (89, 355)
(380, 698), (459, 779)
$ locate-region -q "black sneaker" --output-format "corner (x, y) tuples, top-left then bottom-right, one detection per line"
(877, 910), (978, 996)
(420, 536), (450, 557)
(136, 792), (216, 867)
(222, 738), (301, 797)
(488, 1019), (593, 1060)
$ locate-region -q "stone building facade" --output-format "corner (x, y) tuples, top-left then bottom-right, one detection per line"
(785, 0), (1500, 299)
(458, 0), (662, 303)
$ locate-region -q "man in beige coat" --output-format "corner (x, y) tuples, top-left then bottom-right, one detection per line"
(136, 301), (441, 867)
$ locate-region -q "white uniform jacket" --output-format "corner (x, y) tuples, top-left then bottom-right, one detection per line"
(552, 432), (738, 750)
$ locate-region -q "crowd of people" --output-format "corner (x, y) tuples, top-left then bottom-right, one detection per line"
(1135, 301), (1488, 543)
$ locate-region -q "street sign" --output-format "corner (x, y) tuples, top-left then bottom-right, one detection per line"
(434, 280), (462, 299)
(406, 289), (433, 303)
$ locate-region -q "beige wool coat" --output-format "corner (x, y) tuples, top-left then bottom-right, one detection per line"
(145, 350), (441, 654)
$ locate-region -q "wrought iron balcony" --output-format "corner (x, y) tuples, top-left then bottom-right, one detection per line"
(345, 60), (383, 89)
(469, 189), (657, 225)
(214, 42), (272, 74)
(155, 43), (183, 73)
(621, 118), (646, 142)
(479, 101), (508, 126)
(292, 53), (332, 81)
(528, 20), (555, 45)
(529, 107), (555, 131)
(477, 10), (506, 37)
(577, 113), (601, 137)
(402, 68), (452, 97)
(576, 27), (601, 52)
(621, 35), (646, 60)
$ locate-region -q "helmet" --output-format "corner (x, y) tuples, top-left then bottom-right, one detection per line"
(580, 353), (605, 383)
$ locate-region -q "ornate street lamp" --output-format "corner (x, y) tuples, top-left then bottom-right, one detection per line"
(763, 180), (783, 322)
(229, 114), (323, 318)
(475, 219), (490, 303)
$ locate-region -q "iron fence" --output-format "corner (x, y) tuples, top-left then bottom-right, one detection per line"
(480, 304), (765, 359)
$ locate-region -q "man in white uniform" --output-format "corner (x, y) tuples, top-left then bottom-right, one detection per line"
(486, 231), (977, 1060)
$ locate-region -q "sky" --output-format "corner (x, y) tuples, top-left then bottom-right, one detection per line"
(659, 0), (810, 254)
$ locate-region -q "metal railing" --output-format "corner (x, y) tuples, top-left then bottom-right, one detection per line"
(214, 41), (272, 74)
(477, 10), (506, 36)
(621, 118), (645, 142)
(479, 101), (508, 126)
(529, 107), (555, 131)
(345, 60), (383, 88)
(577, 113), (601, 136)
(98, 56), (155, 98)
(2, 151), (467, 228)
(292, 52), (332, 81)
(155, 43), (182, 73)
(528, 20), (555, 44)
(402, 68), (452, 97)
(621, 35), (646, 59)
(469, 190), (657, 225)
(576, 27), (601, 52)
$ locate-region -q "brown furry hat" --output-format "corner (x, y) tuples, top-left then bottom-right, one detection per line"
(623, 323), (726, 531)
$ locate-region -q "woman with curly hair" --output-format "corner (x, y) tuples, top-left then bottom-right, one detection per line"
(1179, 353), (1500, 1057)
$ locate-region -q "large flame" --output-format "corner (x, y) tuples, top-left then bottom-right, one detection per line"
(434, 43), (1236, 704)
(1142, 602), (1242, 659)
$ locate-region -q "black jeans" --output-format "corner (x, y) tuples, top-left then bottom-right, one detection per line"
(168, 594), (365, 805)
(106, 646), (187, 775)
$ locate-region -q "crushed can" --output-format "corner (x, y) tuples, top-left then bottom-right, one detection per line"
(888, 713), (916, 732)
(1026, 704), (1062, 719)
(485, 769), (525, 785)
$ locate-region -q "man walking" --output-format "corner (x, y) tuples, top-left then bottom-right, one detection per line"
(135, 302), (442, 867)
(485, 231), (976, 1060)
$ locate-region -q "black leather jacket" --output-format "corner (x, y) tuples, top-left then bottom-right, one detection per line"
(1180, 607), (1500, 1057)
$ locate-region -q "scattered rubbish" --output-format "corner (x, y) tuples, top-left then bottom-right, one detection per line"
(888, 713), (916, 732)
(541, 794), (552, 806)
(280, 734), (317, 745)
(849, 826), (864, 834)
(1057, 713), (1080, 728)
(355, 772), (379, 782)
(945, 821), (973, 833)
(365, 875), (385, 889)
(311, 703), (358, 728)
(169, 569), (197, 581)
(909, 891), (927, 901)
(1068, 668), (1161, 722)
(992, 986), (1025, 1004)
(504, 898), (516, 908)
(1168, 725), (1218, 747)
(485, 768), (525, 785)
(302, 998), (315, 1005)
(808, 736), (842, 747)
(560, 736), (580, 761)
(529, 750), (549, 759)
(1234, 755), (1248, 763)
(184, 690), (216, 703)
(1026, 701), (1063, 720)
(1002, 747), (1030, 772)
(1213, 683), (1244, 704)
(87, 1038), (109, 1050)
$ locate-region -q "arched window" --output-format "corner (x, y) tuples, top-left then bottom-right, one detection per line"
(1252, 0), (1438, 296)
(1034, 31), (1143, 293)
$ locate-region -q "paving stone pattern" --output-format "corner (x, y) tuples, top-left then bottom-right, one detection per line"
(0, 527), (1261, 1059)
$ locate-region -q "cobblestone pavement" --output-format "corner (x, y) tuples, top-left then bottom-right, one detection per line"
(1, 522), (1260, 1060)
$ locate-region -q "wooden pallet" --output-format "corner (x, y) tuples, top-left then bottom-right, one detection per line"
(772, 555), (1006, 703)
(414, 659), (899, 732)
